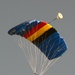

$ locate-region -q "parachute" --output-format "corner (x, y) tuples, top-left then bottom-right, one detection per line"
(8, 19), (67, 75)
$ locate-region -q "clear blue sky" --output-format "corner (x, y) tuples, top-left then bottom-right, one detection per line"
(0, 0), (75, 75)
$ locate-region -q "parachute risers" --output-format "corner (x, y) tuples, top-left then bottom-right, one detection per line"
(34, 73), (39, 75)
(34, 73), (36, 75)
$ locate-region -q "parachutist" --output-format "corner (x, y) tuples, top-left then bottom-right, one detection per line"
(34, 73), (37, 75)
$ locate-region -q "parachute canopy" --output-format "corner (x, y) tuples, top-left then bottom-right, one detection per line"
(8, 19), (67, 60)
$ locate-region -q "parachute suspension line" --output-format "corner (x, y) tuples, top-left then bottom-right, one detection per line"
(15, 36), (34, 72)
(40, 39), (55, 75)
(28, 24), (37, 73)
(26, 26), (37, 73)
(8, 16), (66, 75)
(40, 38), (63, 75)
(48, 18), (57, 24)
(33, 25), (44, 74)
(12, 35), (60, 75)
(41, 58), (59, 75)
(40, 37), (52, 73)
(34, 33), (52, 75)
(35, 27), (47, 75)
(22, 37), (34, 71)
(41, 40), (59, 75)
(13, 24), (63, 75)
(33, 25), (38, 73)
(39, 35), (61, 75)
(20, 25), (39, 74)
(13, 34), (61, 75)
(31, 31), (60, 75)
(33, 44), (37, 73)
(24, 25), (39, 73)
(42, 45), (60, 75)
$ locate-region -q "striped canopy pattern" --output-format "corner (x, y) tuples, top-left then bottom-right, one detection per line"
(8, 19), (67, 60)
